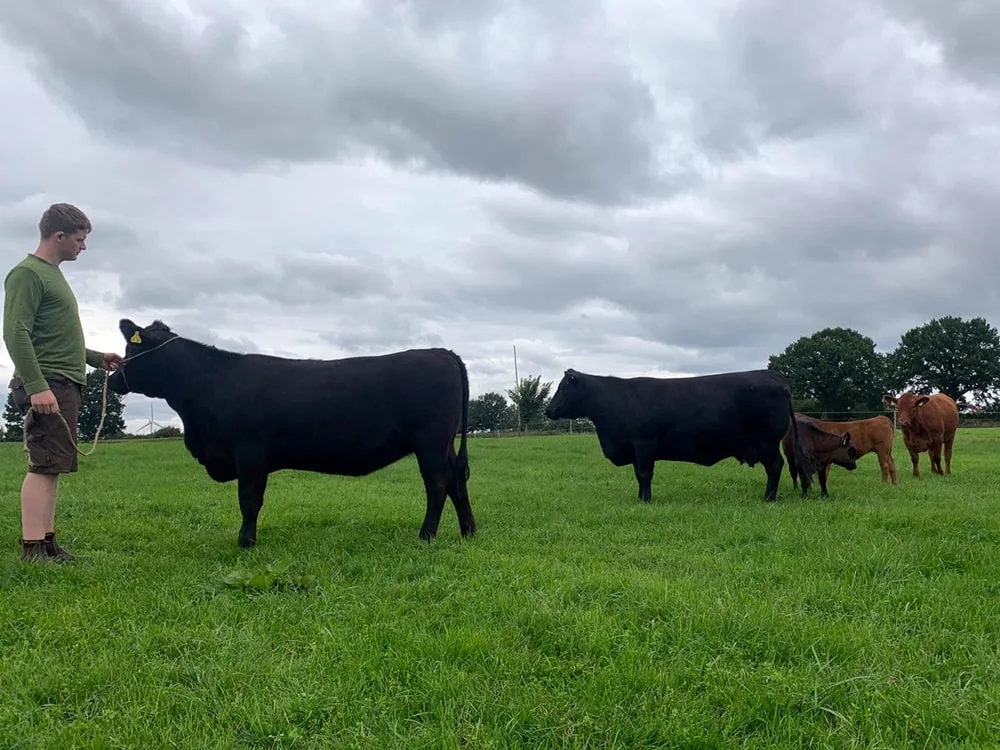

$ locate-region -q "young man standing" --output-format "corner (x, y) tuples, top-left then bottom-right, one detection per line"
(3, 203), (123, 563)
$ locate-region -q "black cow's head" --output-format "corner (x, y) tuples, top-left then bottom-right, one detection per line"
(828, 431), (859, 470)
(107, 318), (182, 398)
(545, 368), (588, 421)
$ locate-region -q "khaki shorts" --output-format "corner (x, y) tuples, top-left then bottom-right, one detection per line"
(9, 376), (83, 475)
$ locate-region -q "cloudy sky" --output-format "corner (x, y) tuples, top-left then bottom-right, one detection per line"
(1, 0), (999, 433)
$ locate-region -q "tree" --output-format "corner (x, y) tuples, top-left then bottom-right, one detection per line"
(506, 374), (553, 431)
(768, 327), (887, 414)
(468, 392), (514, 433)
(887, 316), (1000, 401)
(152, 426), (182, 438)
(3, 390), (23, 442)
(79, 369), (127, 440)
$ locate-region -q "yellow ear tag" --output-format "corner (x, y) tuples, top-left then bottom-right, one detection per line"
(130, 331), (142, 344)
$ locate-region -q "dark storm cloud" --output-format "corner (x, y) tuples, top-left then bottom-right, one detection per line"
(0, 0), (672, 206)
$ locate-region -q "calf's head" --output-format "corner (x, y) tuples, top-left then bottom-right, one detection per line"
(545, 369), (588, 420)
(107, 318), (181, 398)
(826, 432), (859, 470)
(883, 392), (929, 429)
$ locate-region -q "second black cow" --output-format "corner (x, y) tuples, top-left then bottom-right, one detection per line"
(544, 367), (817, 502)
(106, 319), (476, 548)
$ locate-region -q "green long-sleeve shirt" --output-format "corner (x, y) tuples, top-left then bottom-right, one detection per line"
(3, 254), (103, 395)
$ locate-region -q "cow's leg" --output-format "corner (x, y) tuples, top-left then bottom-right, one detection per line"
(877, 453), (899, 484)
(909, 448), (921, 478)
(817, 463), (830, 498)
(929, 440), (944, 475)
(236, 470), (268, 548)
(632, 442), (655, 503)
(446, 445), (476, 537)
(761, 444), (784, 501)
(416, 447), (451, 541)
(797, 461), (810, 499)
(787, 450), (798, 488)
(943, 435), (954, 475)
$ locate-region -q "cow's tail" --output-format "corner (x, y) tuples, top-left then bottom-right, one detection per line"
(455, 351), (470, 481)
(787, 395), (816, 494)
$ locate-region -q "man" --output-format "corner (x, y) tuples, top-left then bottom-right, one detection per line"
(3, 203), (123, 563)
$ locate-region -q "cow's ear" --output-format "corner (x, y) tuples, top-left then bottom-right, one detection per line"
(119, 318), (143, 344)
(916, 396), (930, 408)
(565, 369), (578, 381)
(883, 394), (897, 407)
(841, 432), (851, 445)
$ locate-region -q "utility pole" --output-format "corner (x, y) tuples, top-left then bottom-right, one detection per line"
(513, 344), (521, 434)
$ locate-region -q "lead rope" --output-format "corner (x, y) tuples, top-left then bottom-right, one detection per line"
(20, 335), (181, 459)
(21, 370), (109, 458)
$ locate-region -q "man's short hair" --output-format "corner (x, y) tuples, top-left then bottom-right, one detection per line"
(39, 203), (92, 239)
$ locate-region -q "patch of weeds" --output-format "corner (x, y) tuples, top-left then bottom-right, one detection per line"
(217, 561), (319, 595)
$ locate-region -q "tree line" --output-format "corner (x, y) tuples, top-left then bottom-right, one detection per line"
(767, 315), (1000, 415)
(470, 315), (1000, 433)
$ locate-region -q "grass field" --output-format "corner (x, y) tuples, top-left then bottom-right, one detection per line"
(2, 428), (1000, 748)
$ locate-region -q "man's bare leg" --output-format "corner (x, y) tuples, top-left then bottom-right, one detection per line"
(21, 472), (58, 540)
(19, 472), (74, 562)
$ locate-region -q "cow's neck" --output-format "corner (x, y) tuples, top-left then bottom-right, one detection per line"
(158, 342), (240, 414)
(579, 376), (621, 431)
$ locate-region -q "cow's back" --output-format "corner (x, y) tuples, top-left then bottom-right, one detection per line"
(628, 369), (792, 464)
(809, 415), (894, 458)
(206, 347), (466, 473)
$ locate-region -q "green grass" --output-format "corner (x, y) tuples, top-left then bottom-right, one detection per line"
(2, 428), (1000, 748)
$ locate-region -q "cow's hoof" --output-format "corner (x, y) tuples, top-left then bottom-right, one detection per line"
(238, 536), (256, 549)
(418, 531), (436, 543)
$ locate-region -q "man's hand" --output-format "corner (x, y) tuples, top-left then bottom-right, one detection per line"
(101, 352), (123, 372)
(29, 389), (60, 414)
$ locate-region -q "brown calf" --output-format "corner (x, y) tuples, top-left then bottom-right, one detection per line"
(782, 414), (858, 498)
(883, 391), (959, 477)
(805, 414), (898, 486)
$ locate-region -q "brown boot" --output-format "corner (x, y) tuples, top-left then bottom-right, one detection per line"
(19, 539), (51, 563)
(43, 532), (79, 563)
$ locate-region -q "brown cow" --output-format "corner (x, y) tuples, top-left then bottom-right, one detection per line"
(882, 391), (960, 477)
(804, 415), (898, 486)
(782, 414), (858, 498)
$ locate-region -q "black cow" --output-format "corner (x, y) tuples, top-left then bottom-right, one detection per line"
(544, 367), (816, 502)
(106, 319), (476, 548)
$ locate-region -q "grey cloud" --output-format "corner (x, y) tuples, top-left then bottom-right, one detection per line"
(318, 313), (444, 355)
(686, 0), (865, 158)
(879, 0), (1000, 85)
(117, 250), (391, 311)
(480, 194), (620, 243)
(0, 0), (670, 206)
(160, 319), (262, 355)
(686, 0), (960, 161)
